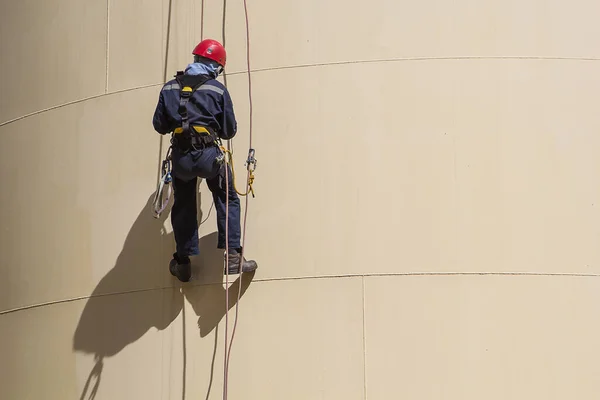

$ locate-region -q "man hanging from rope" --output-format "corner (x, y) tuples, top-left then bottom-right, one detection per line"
(152, 38), (258, 282)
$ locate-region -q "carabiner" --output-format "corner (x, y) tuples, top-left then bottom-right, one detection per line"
(245, 148), (257, 170)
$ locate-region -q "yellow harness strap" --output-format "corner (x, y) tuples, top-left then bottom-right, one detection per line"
(173, 126), (211, 135)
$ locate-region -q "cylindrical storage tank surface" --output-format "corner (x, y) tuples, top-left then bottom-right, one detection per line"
(2, 0), (600, 399)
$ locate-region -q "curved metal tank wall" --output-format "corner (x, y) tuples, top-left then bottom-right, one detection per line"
(2, 0), (600, 399)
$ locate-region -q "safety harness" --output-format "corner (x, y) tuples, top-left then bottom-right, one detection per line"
(152, 71), (257, 211)
(171, 71), (219, 151)
(152, 71), (225, 218)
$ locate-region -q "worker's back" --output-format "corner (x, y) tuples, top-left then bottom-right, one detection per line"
(152, 73), (237, 140)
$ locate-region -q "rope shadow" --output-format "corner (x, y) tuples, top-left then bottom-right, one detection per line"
(184, 241), (255, 338)
(183, 213), (255, 400)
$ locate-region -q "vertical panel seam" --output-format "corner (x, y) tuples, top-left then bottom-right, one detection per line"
(105, 0), (110, 93)
(362, 276), (368, 400)
(201, 0), (205, 40)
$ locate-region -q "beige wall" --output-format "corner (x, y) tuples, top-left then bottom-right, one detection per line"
(2, 0), (600, 399)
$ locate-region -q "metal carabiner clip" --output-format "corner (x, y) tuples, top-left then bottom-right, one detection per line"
(245, 148), (257, 170)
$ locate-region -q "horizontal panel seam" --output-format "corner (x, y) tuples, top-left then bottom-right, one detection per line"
(236, 55), (600, 75)
(2, 55), (598, 127)
(0, 83), (162, 127)
(2, 270), (599, 316)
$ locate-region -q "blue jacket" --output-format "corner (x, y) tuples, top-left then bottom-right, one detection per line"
(152, 73), (237, 140)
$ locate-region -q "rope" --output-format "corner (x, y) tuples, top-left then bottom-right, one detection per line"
(223, 0), (255, 398)
(224, 151), (231, 400)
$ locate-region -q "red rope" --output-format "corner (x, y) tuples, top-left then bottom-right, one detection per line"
(223, 0), (254, 398)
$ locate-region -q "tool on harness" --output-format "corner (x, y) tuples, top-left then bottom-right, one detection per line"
(246, 148), (257, 170)
(216, 149), (225, 162)
(151, 146), (173, 218)
(244, 148), (257, 198)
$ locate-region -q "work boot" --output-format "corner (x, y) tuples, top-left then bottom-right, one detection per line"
(169, 253), (191, 282)
(224, 249), (258, 275)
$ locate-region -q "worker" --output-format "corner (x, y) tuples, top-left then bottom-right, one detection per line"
(152, 38), (258, 282)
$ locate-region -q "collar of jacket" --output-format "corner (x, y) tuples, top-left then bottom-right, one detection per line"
(184, 61), (220, 79)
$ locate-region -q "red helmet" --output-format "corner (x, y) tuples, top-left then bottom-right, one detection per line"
(192, 39), (227, 67)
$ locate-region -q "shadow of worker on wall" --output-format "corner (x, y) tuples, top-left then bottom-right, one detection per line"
(72, 190), (255, 400)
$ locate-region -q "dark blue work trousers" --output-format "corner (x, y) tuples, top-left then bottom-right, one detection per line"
(170, 145), (241, 257)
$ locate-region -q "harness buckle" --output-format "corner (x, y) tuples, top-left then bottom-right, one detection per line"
(181, 86), (193, 97)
